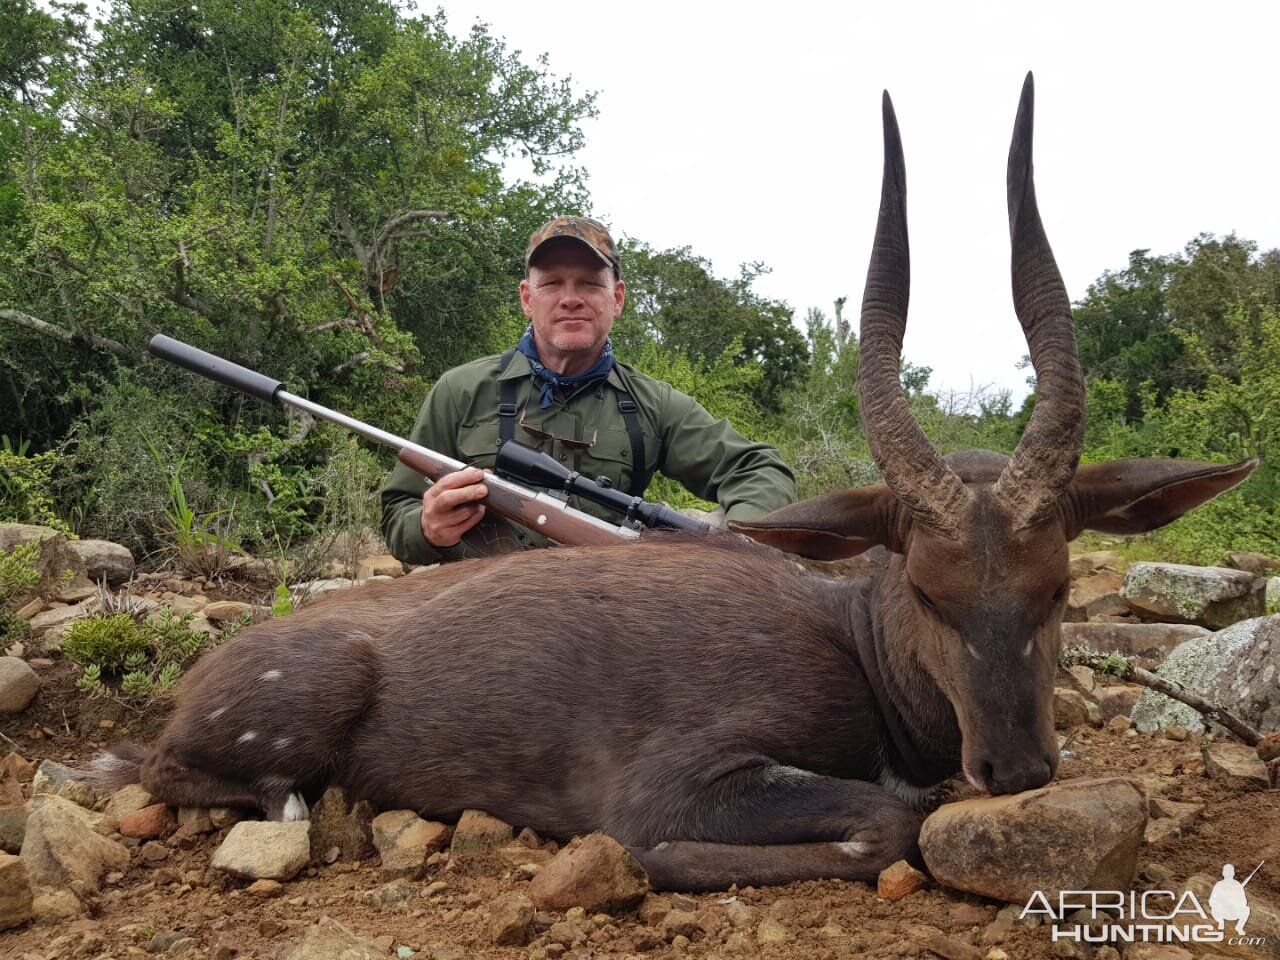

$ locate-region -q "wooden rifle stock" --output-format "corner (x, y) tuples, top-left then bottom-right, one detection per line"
(394, 447), (638, 547)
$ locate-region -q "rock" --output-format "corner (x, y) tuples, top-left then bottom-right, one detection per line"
(1147, 797), (1203, 827)
(488, 893), (535, 946)
(1227, 551), (1280, 577)
(0, 658), (40, 714)
(0, 524), (91, 599)
(202, 600), (253, 622)
(1122, 946), (1194, 960)
(1122, 562), (1264, 629)
(66, 539), (134, 586)
(1202, 742), (1270, 790)
(756, 917), (793, 944)
(0, 800), (26, 853)
(1054, 688), (1092, 729)
(30, 887), (83, 923)
(1069, 551), (1126, 579)
(877, 859), (927, 900)
(449, 808), (513, 856)
(210, 820), (310, 881)
(1061, 622), (1212, 669)
(372, 810), (450, 877)
(919, 777), (1147, 904)
(1067, 570), (1126, 622)
(0, 752), (34, 783)
(31, 759), (94, 806)
(356, 554), (404, 580)
(25, 600), (98, 642)
(496, 841), (554, 868)
(118, 803), (176, 839)
(1061, 665), (1097, 697)
(103, 783), (154, 822)
(1143, 818), (1182, 843)
(308, 786), (375, 863)
(283, 916), (384, 960)
(19, 794), (129, 890)
(527, 833), (649, 914)
(1258, 732), (1280, 762)
(1130, 616), (1280, 734)
(0, 851), (33, 931)
(1095, 684), (1143, 721)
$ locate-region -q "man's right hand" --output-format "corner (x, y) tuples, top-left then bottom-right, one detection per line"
(421, 467), (488, 547)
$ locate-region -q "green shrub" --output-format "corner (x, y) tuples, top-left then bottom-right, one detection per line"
(0, 540), (41, 613)
(62, 608), (209, 701)
(0, 437), (72, 534)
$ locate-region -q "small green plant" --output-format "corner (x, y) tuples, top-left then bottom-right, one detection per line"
(0, 541), (41, 613)
(62, 608), (209, 702)
(271, 583), (294, 618)
(147, 440), (244, 579)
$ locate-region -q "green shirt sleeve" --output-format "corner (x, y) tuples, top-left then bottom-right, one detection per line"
(654, 385), (797, 523)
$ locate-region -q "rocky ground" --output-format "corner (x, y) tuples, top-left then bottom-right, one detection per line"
(0, 527), (1278, 960)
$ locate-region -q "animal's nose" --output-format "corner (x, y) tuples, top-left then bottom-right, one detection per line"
(968, 747), (1056, 795)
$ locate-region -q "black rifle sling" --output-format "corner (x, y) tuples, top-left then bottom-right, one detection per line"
(497, 348), (647, 496)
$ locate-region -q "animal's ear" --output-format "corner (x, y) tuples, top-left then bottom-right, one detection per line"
(729, 485), (902, 560)
(1066, 458), (1258, 537)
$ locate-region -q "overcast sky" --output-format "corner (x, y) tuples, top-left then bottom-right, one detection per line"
(431, 1), (1280, 403)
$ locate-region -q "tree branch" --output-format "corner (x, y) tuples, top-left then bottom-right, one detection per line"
(0, 308), (132, 358)
(1061, 648), (1262, 747)
(373, 209), (449, 253)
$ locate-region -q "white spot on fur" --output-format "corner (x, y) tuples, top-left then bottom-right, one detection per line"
(272, 737), (292, 750)
(258, 669), (282, 682)
(1022, 637), (1034, 658)
(837, 841), (869, 857)
(208, 706), (227, 720)
(236, 731), (258, 744)
(282, 793), (309, 821)
(965, 642), (984, 660)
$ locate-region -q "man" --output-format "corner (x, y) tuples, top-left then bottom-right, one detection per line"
(380, 215), (796, 564)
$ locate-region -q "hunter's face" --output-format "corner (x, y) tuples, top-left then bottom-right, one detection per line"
(520, 241), (625, 377)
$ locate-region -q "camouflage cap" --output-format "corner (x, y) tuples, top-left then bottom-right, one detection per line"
(524, 216), (621, 277)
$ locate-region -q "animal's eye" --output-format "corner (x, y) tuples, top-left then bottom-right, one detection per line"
(913, 584), (938, 612)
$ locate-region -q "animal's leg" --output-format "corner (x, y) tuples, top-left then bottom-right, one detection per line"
(614, 760), (923, 890)
(137, 748), (308, 820)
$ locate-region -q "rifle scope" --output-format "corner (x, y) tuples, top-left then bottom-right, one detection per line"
(494, 442), (708, 533)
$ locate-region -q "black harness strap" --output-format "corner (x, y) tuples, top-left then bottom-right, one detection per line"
(497, 347), (519, 450)
(497, 347), (648, 496)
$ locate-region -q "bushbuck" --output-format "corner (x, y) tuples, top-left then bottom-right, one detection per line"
(94, 74), (1255, 890)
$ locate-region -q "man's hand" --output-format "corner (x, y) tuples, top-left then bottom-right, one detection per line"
(421, 467), (488, 547)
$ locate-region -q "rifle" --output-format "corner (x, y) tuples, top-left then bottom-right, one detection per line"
(147, 335), (708, 547)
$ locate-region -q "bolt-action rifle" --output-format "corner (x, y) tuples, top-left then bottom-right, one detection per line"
(147, 335), (708, 547)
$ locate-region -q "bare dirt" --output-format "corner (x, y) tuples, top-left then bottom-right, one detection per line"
(2, 612), (1278, 960)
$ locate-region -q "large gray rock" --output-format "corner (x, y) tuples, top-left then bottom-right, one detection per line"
(1066, 569), (1126, 623)
(1061, 622), (1211, 669)
(1121, 562), (1265, 629)
(1184, 872), (1280, 958)
(307, 786), (375, 863)
(19, 794), (129, 890)
(211, 820), (310, 881)
(449, 808), (514, 856)
(66, 538), (135, 585)
(0, 524), (91, 600)
(1130, 615), (1280, 734)
(0, 658), (39, 714)
(1227, 551), (1280, 578)
(371, 809), (450, 877)
(918, 777), (1147, 904)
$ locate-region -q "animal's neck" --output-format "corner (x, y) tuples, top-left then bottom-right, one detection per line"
(857, 565), (962, 787)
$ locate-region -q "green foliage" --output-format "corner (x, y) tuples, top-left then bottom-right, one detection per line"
(153, 453), (245, 578)
(63, 607), (208, 701)
(0, 437), (72, 532)
(616, 242), (808, 411)
(0, 539), (40, 613)
(271, 583), (294, 618)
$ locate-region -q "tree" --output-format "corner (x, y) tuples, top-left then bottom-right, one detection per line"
(613, 241), (808, 410)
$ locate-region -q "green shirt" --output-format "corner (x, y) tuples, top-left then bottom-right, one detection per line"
(380, 351), (796, 564)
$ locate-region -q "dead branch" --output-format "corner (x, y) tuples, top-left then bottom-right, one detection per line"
(1061, 647), (1262, 747)
(0, 308), (132, 358)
